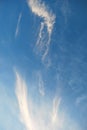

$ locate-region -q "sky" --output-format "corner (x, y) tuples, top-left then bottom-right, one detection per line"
(0, 0), (87, 130)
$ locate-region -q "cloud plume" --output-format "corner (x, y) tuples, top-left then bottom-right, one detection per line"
(27, 0), (55, 61)
(15, 71), (34, 130)
(15, 71), (81, 130)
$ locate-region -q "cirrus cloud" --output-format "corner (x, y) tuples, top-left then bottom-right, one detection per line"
(27, 0), (55, 62)
(15, 71), (81, 130)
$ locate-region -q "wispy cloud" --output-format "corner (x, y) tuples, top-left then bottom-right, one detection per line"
(15, 71), (34, 130)
(37, 72), (45, 96)
(27, 0), (55, 61)
(15, 71), (81, 130)
(15, 13), (22, 38)
(52, 96), (61, 123)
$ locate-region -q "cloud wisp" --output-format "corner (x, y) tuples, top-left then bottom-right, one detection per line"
(37, 72), (45, 96)
(52, 96), (61, 123)
(15, 71), (81, 130)
(15, 71), (34, 130)
(27, 0), (55, 61)
(15, 13), (22, 38)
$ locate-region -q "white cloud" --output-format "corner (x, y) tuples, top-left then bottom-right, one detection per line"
(51, 96), (66, 129)
(15, 71), (81, 130)
(36, 22), (45, 47)
(15, 13), (22, 38)
(27, 0), (55, 61)
(15, 71), (34, 130)
(52, 96), (61, 123)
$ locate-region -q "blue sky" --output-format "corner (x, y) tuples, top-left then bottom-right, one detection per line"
(0, 0), (87, 130)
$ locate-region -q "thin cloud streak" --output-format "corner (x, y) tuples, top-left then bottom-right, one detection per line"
(37, 72), (45, 96)
(36, 22), (45, 47)
(52, 97), (61, 123)
(27, 0), (55, 61)
(15, 71), (34, 130)
(15, 13), (22, 38)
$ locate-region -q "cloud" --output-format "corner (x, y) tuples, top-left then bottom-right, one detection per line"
(52, 96), (61, 123)
(15, 13), (22, 38)
(27, 0), (55, 61)
(37, 72), (45, 96)
(15, 71), (81, 130)
(15, 71), (34, 130)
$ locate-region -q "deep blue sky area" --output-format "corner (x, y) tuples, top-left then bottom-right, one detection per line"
(0, 0), (87, 130)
